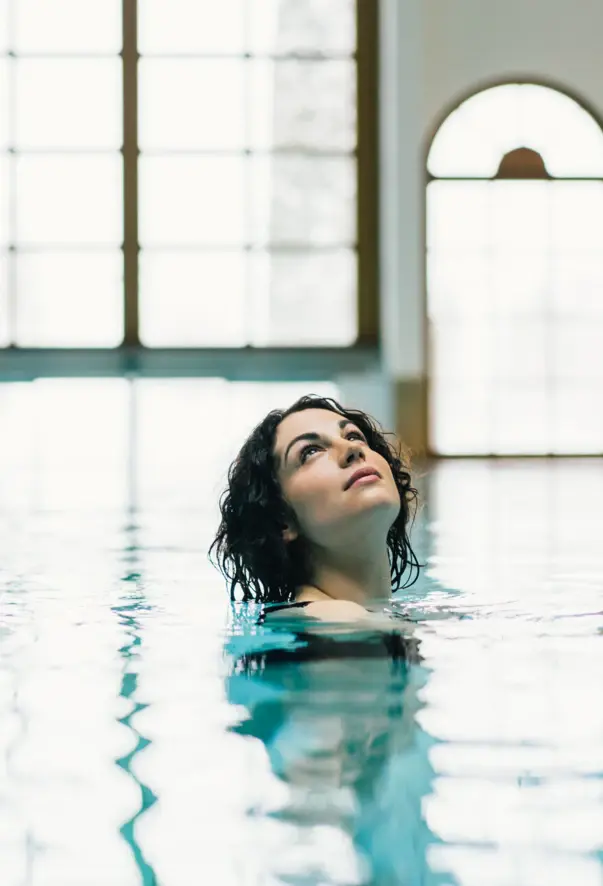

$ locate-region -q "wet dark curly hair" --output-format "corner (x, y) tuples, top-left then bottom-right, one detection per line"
(208, 394), (422, 603)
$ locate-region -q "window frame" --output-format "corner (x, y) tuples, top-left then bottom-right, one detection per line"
(0, 0), (379, 372)
(121, 0), (379, 351)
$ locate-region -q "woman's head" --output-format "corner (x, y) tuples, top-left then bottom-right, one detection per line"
(209, 394), (421, 602)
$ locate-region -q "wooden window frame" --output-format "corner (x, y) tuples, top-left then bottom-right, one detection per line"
(121, 0), (379, 351)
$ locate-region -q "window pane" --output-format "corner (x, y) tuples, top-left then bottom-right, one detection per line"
(139, 0), (245, 55)
(493, 319), (547, 382)
(492, 384), (548, 454)
(251, 155), (355, 246)
(248, 0), (355, 55)
(430, 382), (492, 454)
(138, 0), (355, 56)
(430, 320), (495, 381)
(427, 250), (492, 319)
(15, 59), (121, 150)
(0, 0), (7, 54)
(0, 251), (9, 345)
(0, 155), (9, 245)
(139, 251), (247, 346)
(249, 60), (355, 150)
(428, 84), (603, 178)
(550, 182), (603, 249)
(491, 181), (549, 250)
(552, 320), (603, 380)
(139, 157), (245, 246)
(139, 60), (245, 151)
(552, 384), (603, 453)
(551, 251), (603, 316)
(14, 252), (123, 346)
(427, 181), (492, 250)
(16, 155), (122, 245)
(0, 58), (8, 150)
(491, 249), (548, 316)
(250, 249), (356, 345)
(15, 0), (121, 54)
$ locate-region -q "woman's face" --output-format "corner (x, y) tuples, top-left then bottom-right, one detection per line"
(273, 408), (401, 547)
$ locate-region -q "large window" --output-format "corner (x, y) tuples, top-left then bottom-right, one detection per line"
(427, 83), (603, 455)
(0, 0), (123, 347)
(0, 0), (370, 350)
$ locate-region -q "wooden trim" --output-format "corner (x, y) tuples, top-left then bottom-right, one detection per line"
(356, 0), (380, 345)
(122, 0), (139, 346)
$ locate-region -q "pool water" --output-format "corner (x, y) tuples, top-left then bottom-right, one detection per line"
(0, 380), (602, 886)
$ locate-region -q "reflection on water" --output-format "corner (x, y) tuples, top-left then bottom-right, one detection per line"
(113, 574), (158, 886)
(0, 380), (602, 885)
(224, 615), (443, 885)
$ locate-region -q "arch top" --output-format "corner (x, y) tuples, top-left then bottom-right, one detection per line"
(428, 83), (603, 179)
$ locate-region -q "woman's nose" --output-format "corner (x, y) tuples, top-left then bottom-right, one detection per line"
(343, 443), (364, 465)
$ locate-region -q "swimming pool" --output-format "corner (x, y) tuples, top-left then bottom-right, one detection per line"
(1, 380), (602, 885)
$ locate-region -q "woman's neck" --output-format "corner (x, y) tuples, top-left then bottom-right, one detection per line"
(297, 546), (392, 607)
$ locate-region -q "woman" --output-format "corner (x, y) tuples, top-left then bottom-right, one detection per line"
(214, 397), (438, 884)
(209, 394), (422, 625)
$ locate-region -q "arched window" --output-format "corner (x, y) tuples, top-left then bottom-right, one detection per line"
(427, 83), (603, 454)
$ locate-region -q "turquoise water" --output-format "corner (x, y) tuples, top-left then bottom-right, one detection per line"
(1, 380), (602, 885)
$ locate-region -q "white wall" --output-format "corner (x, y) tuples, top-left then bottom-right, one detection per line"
(380, 0), (603, 382)
(425, 0), (603, 138)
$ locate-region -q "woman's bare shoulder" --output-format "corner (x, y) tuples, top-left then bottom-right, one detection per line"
(263, 599), (369, 623)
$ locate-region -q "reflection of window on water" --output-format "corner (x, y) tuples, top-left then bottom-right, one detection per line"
(427, 84), (603, 455)
(0, 0), (359, 349)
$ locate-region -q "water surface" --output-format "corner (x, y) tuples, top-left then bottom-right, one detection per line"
(1, 380), (602, 885)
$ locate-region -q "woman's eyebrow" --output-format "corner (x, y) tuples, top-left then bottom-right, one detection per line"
(280, 419), (356, 466)
(282, 432), (322, 466)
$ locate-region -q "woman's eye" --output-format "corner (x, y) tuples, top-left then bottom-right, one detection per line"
(299, 444), (321, 463)
(347, 431), (365, 442)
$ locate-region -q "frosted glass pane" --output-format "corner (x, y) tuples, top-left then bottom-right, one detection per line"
(551, 251), (603, 316)
(493, 319), (547, 381)
(428, 84), (603, 178)
(139, 60), (245, 151)
(0, 0), (7, 54)
(550, 183), (603, 249)
(491, 249), (548, 316)
(430, 320), (495, 381)
(250, 60), (355, 150)
(0, 251), (9, 345)
(0, 154), (9, 245)
(492, 384), (548, 454)
(552, 320), (603, 379)
(16, 155), (122, 245)
(552, 384), (603, 453)
(251, 155), (355, 246)
(428, 86), (520, 178)
(427, 250), (492, 319)
(430, 381), (492, 454)
(15, 252), (123, 347)
(427, 182), (492, 250)
(15, 0), (121, 53)
(251, 249), (356, 346)
(138, 0), (245, 54)
(521, 87), (603, 178)
(249, 0), (355, 55)
(491, 181), (549, 249)
(139, 157), (245, 246)
(0, 59), (8, 150)
(139, 251), (247, 346)
(15, 59), (121, 150)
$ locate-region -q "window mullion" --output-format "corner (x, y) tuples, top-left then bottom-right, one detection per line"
(122, 0), (139, 345)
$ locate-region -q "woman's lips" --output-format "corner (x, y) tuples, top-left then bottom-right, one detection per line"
(345, 468), (381, 489)
(349, 473), (380, 488)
